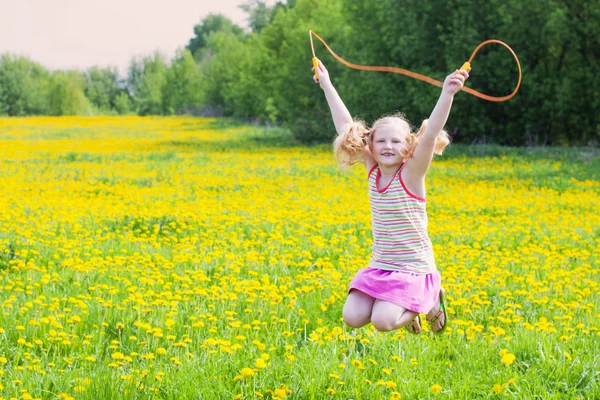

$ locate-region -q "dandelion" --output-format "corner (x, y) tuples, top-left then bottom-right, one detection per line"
(0, 116), (597, 398)
(431, 384), (443, 394)
(273, 385), (291, 398)
(240, 368), (256, 378)
(501, 353), (516, 366)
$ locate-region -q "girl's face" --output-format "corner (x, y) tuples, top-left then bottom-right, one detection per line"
(371, 128), (406, 167)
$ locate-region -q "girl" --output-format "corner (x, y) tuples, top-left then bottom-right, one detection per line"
(313, 59), (470, 334)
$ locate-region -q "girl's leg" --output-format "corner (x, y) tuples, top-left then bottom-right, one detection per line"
(426, 289), (446, 332)
(370, 300), (419, 332)
(342, 290), (376, 328)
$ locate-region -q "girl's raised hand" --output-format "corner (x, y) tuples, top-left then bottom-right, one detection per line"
(312, 59), (332, 89)
(442, 67), (471, 96)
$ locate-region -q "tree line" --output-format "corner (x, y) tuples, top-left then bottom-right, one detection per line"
(1, 0), (598, 145)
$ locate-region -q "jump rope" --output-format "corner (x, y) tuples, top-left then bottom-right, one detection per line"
(309, 30), (522, 102)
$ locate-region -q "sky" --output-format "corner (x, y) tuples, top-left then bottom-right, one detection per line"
(0, 0), (256, 74)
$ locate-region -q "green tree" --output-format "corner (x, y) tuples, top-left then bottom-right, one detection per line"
(186, 14), (245, 59)
(164, 49), (205, 114)
(47, 71), (92, 116)
(239, 0), (274, 33)
(0, 54), (49, 115)
(256, 0), (346, 142)
(128, 52), (169, 115)
(0, 80), (6, 115)
(337, 0), (600, 145)
(84, 67), (121, 113)
(203, 31), (272, 119)
(114, 92), (133, 115)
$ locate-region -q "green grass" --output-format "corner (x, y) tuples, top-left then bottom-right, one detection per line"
(0, 117), (598, 399)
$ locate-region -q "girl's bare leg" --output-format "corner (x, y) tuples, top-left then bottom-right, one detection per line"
(370, 300), (419, 332)
(342, 290), (376, 328)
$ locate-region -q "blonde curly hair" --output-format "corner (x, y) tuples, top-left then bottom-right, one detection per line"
(333, 113), (450, 170)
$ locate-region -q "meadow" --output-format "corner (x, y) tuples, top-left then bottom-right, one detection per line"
(0, 117), (598, 399)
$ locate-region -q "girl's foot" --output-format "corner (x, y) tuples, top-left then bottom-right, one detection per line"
(426, 288), (447, 333)
(404, 314), (422, 334)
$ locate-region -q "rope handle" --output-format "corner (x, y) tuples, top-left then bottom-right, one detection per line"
(310, 30), (521, 102)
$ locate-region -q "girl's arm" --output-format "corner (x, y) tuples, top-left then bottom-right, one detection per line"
(405, 68), (470, 179)
(314, 60), (376, 170)
(313, 59), (353, 133)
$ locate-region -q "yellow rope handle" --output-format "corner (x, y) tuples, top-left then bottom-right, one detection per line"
(310, 30), (522, 102)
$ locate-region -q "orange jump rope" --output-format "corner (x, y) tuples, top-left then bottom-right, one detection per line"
(310, 30), (522, 102)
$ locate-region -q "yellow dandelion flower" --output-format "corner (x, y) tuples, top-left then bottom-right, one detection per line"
(431, 384), (443, 395)
(501, 353), (516, 366)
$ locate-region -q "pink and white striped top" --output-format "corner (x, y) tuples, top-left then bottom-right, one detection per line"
(367, 164), (437, 274)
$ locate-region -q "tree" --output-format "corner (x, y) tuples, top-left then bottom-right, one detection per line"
(239, 0), (274, 33)
(164, 49), (205, 115)
(113, 92), (133, 115)
(47, 71), (92, 116)
(337, 0), (600, 145)
(0, 54), (49, 115)
(186, 14), (245, 59)
(128, 52), (169, 115)
(84, 67), (121, 113)
(256, 0), (346, 142)
(0, 79), (6, 115)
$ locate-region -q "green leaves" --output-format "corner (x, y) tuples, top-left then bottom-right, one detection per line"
(0, 0), (598, 145)
(48, 71), (92, 116)
(0, 54), (50, 116)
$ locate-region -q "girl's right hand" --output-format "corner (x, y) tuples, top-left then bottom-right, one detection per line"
(313, 59), (332, 89)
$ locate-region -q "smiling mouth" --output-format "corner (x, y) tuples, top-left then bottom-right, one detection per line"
(382, 153), (395, 156)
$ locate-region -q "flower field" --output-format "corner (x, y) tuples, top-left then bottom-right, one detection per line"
(0, 117), (598, 399)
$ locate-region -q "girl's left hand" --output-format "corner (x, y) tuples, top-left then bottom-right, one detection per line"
(443, 67), (471, 96)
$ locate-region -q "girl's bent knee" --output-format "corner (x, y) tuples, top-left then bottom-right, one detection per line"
(371, 317), (395, 332)
(343, 312), (369, 329)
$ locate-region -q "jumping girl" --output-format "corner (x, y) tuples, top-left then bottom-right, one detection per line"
(313, 59), (470, 334)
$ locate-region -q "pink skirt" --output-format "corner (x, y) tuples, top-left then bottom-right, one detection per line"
(348, 267), (441, 313)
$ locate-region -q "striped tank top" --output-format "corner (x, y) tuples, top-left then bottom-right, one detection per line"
(368, 164), (437, 274)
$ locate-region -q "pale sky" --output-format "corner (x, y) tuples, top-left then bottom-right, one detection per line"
(0, 0), (257, 74)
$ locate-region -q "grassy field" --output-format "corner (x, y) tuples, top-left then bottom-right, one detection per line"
(0, 117), (598, 399)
